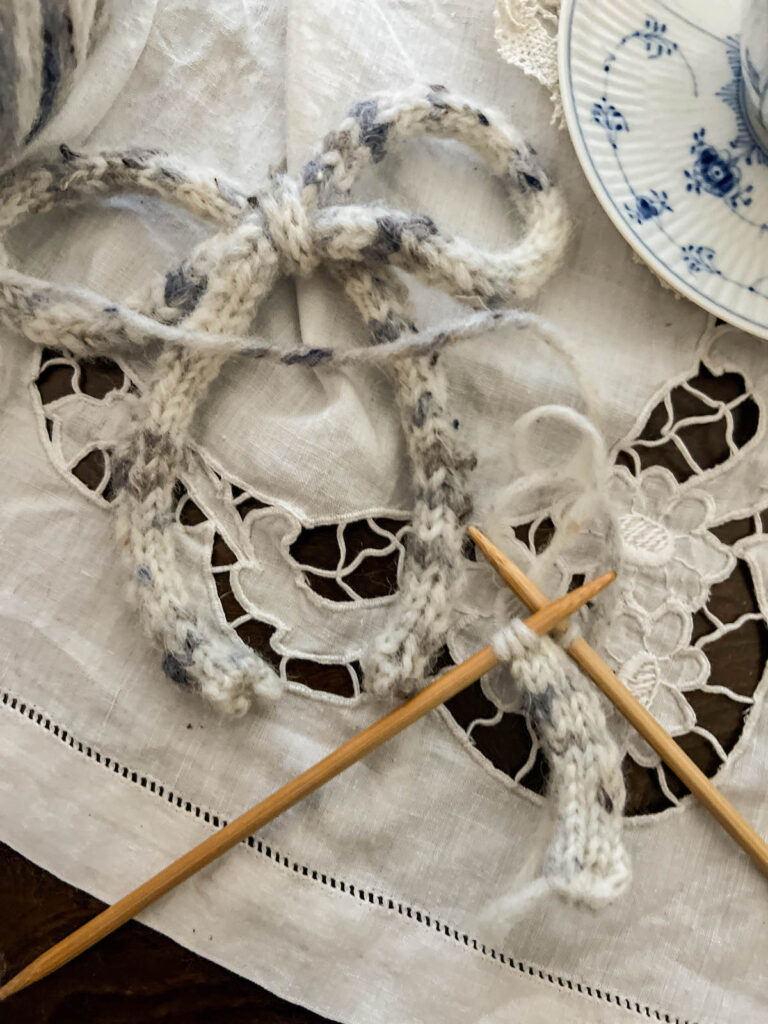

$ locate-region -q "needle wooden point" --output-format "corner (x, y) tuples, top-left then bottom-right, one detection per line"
(0, 572), (614, 1002)
(468, 524), (768, 880)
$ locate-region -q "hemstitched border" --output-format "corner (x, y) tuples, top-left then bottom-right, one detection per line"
(0, 689), (695, 1024)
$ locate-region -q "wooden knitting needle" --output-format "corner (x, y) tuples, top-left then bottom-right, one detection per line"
(468, 525), (768, 879)
(0, 573), (614, 1002)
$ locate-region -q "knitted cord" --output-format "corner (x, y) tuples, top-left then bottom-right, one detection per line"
(0, 85), (569, 712)
(334, 262), (476, 696)
(491, 620), (630, 905)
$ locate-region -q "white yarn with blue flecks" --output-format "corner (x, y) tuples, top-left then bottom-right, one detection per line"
(491, 619), (630, 907)
(0, 74), (630, 906)
(0, 84), (570, 712)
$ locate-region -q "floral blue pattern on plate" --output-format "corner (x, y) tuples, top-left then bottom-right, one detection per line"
(560, 1), (768, 338)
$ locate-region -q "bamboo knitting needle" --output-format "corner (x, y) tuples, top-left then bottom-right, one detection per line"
(468, 525), (768, 879)
(0, 572), (615, 1002)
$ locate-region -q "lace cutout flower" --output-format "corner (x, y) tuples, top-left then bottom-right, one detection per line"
(32, 347), (409, 703)
(32, 347), (139, 503)
(28, 326), (768, 816)
(608, 466), (734, 612)
(452, 350), (767, 815)
(602, 607), (707, 767)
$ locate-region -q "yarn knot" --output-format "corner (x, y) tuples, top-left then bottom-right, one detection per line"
(257, 174), (318, 277)
(0, 84), (570, 716)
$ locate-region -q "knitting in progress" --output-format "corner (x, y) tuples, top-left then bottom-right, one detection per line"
(8, 2), (768, 1012)
(0, 83), (570, 711)
(0, 82), (633, 906)
(491, 620), (629, 906)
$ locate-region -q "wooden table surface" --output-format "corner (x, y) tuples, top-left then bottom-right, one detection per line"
(0, 842), (335, 1023)
(2, 351), (765, 1021)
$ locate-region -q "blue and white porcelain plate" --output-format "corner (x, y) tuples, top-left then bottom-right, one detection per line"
(560, 1), (768, 338)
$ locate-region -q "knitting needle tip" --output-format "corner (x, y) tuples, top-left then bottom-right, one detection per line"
(525, 570), (615, 636)
(468, 526), (615, 614)
(467, 524), (507, 568)
(469, 526), (768, 881)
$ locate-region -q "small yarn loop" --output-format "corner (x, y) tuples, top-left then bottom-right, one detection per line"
(491, 617), (538, 663)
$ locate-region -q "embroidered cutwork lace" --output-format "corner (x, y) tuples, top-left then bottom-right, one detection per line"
(3, 2), (768, 1022)
(31, 318), (768, 817)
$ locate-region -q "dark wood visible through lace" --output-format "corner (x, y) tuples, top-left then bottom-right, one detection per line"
(0, 693), (699, 1024)
(456, 362), (767, 815)
(32, 351), (768, 816)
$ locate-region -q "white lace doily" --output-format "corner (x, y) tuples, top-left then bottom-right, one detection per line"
(1, 2), (767, 1022)
(495, 0), (563, 124)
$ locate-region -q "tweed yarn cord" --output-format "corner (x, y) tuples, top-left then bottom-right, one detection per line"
(0, 85), (569, 713)
(492, 621), (630, 904)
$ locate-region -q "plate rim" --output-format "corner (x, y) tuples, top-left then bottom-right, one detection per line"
(558, 0), (768, 340)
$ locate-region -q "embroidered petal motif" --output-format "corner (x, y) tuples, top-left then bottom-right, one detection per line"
(627, 684), (697, 767)
(663, 490), (711, 532)
(462, 349), (767, 815)
(675, 531), (733, 581)
(667, 647), (710, 691)
(625, 569), (674, 614)
(633, 464), (677, 511)
(645, 606), (690, 657)
(619, 512), (674, 566)
(605, 610), (646, 663)
(664, 559), (713, 612)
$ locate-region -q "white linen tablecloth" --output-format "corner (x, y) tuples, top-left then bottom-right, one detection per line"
(1, 2), (767, 1021)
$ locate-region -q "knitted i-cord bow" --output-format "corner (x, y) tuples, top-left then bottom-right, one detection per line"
(492, 621), (630, 904)
(0, 85), (569, 713)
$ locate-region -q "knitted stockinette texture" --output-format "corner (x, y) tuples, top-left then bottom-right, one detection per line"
(0, 85), (569, 713)
(491, 620), (630, 904)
